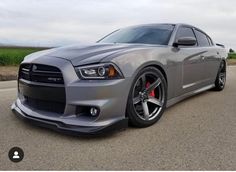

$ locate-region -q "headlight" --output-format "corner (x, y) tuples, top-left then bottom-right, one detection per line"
(75, 63), (123, 80)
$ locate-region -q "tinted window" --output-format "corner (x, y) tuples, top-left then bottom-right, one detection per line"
(194, 30), (210, 47)
(98, 25), (174, 45)
(207, 36), (213, 46)
(176, 27), (196, 40)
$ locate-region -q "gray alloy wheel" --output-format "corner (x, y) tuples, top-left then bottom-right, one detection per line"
(214, 61), (226, 91)
(126, 67), (167, 127)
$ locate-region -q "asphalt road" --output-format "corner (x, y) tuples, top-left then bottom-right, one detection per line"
(0, 67), (236, 170)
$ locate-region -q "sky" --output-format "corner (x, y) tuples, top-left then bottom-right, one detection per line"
(0, 0), (236, 50)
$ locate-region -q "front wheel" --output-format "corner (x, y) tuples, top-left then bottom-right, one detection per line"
(126, 67), (167, 127)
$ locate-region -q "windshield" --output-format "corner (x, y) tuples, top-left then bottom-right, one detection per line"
(98, 24), (174, 45)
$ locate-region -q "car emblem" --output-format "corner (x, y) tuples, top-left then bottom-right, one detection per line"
(47, 77), (61, 82)
(32, 65), (37, 71)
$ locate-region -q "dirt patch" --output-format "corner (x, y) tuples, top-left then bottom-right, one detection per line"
(0, 66), (18, 81)
(227, 59), (236, 66)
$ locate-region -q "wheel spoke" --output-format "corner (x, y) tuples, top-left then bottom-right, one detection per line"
(146, 78), (161, 93)
(220, 73), (225, 78)
(219, 73), (225, 85)
(220, 63), (224, 70)
(219, 78), (223, 84)
(133, 96), (141, 104)
(142, 101), (149, 120)
(141, 74), (146, 90)
(147, 97), (163, 107)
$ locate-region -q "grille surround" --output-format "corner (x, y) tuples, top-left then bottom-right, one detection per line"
(19, 64), (64, 84)
(19, 63), (66, 114)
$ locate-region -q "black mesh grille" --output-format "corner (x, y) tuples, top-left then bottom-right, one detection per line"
(24, 97), (65, 114)
(19, 64), (64, 84)
(19, 63), (66, 114)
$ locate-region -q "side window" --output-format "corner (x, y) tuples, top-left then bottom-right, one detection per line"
(175, 27), (197, 46)
(207, 36), (213, 46)
(194, 30), (210, 47)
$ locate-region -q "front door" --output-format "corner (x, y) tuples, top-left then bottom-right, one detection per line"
(174, 26), (206, 95)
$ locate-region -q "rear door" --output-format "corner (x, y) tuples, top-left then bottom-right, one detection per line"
(193, 29), (221, 83)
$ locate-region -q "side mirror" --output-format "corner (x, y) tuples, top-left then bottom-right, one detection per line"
(173, 37), (197, 47)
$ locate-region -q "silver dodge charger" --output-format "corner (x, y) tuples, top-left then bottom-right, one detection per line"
(12, 23), (227, 135)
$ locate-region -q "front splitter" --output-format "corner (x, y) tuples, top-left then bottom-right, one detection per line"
(11, 102), (128, 136)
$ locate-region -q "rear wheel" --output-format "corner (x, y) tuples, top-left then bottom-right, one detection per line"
(214, 61), (226, 91)
(126, 67), (167, 127)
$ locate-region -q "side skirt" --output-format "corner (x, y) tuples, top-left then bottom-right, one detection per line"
(166, 84), (215, 108)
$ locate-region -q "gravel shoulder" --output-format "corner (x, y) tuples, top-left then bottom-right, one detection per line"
(0, 66), (18, 81)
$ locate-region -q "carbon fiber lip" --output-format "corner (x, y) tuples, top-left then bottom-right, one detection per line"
(11, 102), (128, 136)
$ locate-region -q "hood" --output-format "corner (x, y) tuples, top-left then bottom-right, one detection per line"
(24, 43), (161, 66)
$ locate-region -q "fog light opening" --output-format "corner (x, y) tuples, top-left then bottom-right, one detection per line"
(90, 107), (98, 117)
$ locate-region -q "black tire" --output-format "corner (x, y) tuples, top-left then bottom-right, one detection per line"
(126, 67), (167, 127)
(214, 61), (226, 91)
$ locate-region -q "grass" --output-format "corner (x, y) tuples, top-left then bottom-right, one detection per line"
(0, 47), (48, 66)
(228, 52), (236, 59)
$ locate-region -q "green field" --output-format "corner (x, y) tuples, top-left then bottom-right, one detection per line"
(228, 52), (236, 59)
(0, 47), (48, 66)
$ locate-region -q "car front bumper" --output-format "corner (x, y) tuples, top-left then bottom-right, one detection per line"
(11, 56), (131, 135)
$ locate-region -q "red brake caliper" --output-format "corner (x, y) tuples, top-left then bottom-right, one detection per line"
(146, 82), (155, 97)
